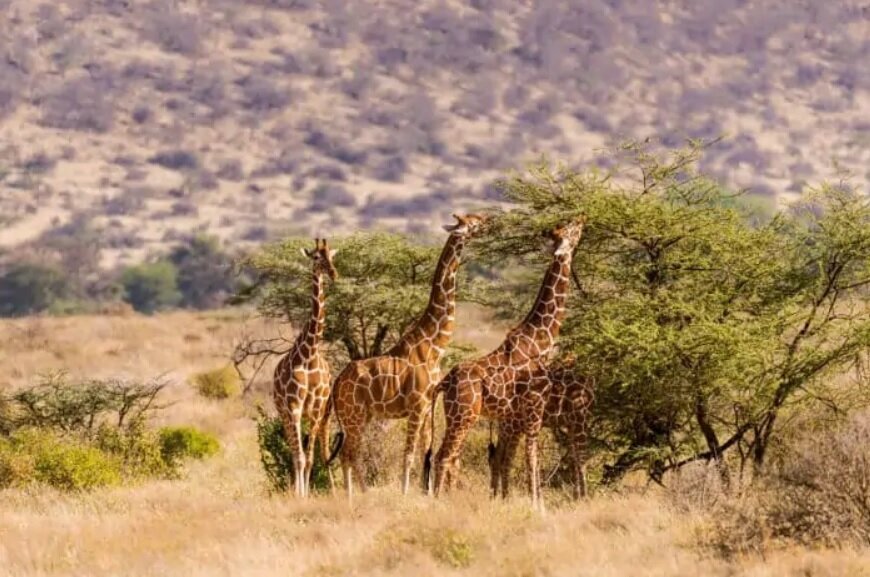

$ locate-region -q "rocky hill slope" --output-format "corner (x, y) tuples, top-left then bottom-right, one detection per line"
(0, 0), (867, 266)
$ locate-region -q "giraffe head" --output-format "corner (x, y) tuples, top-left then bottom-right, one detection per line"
(301, 238), (339, 280)
(546, 215), (586, 256)
(442, 213), (489, 238)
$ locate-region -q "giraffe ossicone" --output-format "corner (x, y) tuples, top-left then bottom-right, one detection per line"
(272, 237), (339, 498)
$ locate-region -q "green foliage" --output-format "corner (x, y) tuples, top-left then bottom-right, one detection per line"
(0, 372), (167, 436)
(95, 419), (174, 479)
(0, 437), (31, 488)
(0, 428), (122, 491)
(485, 140), (870, 483)
(240, 232), (442, 362)
(121, 261), (182, 314)
(158, 426), (220, 465)
(190, 365), (241, 400)
(440, 342), (479, 371)
(0, 261), (70, 316)
(0, 374), (209, 488)
(254, 406), (331, 494)
(168, 234), (235, 309)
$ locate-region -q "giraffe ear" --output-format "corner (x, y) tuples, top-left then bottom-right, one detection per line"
(301, 247), (314, 258)
(328, 248), (338, 259)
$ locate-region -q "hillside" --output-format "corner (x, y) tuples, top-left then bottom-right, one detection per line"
(0, 0), (868, 267)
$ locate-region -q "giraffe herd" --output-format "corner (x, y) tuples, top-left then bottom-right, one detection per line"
(272, 214), (594, 507)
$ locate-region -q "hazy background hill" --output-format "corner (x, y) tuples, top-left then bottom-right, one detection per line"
(0, 0), (868, 267)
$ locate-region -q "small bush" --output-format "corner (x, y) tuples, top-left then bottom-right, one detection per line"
(0, 261), (70, 316)
(168, 234), (235, 309)
(148, 150), (199, 171)
(254, 407), (332, 493)
(121, 261), (182, 314)
(40, 78), (115, 133)
(95, 420), (173, 479)
(190, 365), (240, 400)
(0, 438), (32, 489)
(159, 426), (219, 465)
(3, 429), (122, 491)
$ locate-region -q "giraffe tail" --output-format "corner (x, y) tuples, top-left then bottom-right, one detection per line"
(324, 388), (345, 466)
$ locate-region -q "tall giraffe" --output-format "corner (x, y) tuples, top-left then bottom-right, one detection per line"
(333, 214), (488, 498)
(431, 217), (586, 508)
(273, 238), (338, 497)
(489, 357), (595, 501)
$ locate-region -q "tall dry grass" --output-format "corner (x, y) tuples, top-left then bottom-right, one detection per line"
(1, 310), (869, 576)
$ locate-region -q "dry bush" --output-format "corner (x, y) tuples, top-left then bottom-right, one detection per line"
(39, 77), (115, 133)
(702, 411), (870, 555)
(664, 461), (726, 514)
(190, 365), (241, 400)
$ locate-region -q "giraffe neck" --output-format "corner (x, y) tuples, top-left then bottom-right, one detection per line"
(508, 250), (574, 356)
(298, 271), (326, 353)
(387, 233), (466, 358)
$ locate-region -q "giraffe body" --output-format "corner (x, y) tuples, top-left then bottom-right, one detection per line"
(432, 218), (586, 508)
(489, 360), (594, 501)
(333, 214), (488, 498)
(272, 239), (338, 497)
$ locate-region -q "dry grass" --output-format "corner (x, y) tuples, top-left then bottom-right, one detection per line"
(1, 310), (869, 576)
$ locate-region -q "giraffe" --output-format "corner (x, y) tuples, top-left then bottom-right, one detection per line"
(488, 356), (595, 501)
(430, 217), (586, 508)
(272, 238), (338, 498)
(332, 214), (488, 498)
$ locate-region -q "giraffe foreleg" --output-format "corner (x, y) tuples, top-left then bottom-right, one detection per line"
(570, 421), (589, 500)
(401, 409), (426, 495)
(283, 408), (306, 498)
(304, 416), (322, 498)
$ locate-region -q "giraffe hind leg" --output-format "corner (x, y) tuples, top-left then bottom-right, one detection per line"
(317, 415), (336, 495)
(499, 431), (521, 500)
(434, 413), (477, 497)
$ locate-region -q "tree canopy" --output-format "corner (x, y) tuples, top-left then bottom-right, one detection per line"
(480, 141), (870, 484)
(237, 231), (484, 368)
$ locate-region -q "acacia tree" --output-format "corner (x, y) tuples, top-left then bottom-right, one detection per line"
(481, 141), (870, 485)
(234, 231), (483, 380)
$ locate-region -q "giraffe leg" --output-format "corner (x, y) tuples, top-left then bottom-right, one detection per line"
(570, 426), (589, 500)
(284, 409), (306, 498)
(317, 416), (336, 495)
(401, 410), (426, 496)
(499, 431), (521, 500)
(339, 418), (368, 502)
(525, 433), (541, 510)
(434, 413), (477, 497)
(304, 417), (322, 498)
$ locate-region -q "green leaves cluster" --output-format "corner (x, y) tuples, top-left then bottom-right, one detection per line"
(487, 141), (870, 483)
(241, 232), (442, 362)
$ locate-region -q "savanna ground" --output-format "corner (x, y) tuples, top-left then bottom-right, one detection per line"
(1, 309), (868, 577)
